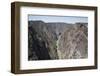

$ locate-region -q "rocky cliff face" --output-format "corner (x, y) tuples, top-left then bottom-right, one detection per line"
(28, 20), (88, 60)
(28, 21), (59, 60)
(57, 24), (88, 59)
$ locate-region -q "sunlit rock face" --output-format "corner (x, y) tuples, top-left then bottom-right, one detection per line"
(57, 23), (88, 59)
(28, 21), (88, 60)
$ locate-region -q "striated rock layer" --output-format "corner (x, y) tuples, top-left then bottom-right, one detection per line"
(57, 23), (88, 59)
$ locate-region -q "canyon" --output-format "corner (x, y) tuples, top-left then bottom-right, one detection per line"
(28, 20), (88, 60)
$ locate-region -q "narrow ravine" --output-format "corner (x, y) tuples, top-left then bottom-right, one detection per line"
(56, 34), (61, 59)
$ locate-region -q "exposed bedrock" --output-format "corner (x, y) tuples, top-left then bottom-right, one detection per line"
(28, 21), (88, 60)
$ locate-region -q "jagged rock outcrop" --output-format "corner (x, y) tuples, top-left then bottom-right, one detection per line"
(28, 20), (88, 60)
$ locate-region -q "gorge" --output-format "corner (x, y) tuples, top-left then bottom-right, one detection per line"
(28, 20), (88, 60)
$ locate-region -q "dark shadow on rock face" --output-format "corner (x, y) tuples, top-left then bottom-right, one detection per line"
(28, 27), (51, 60)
